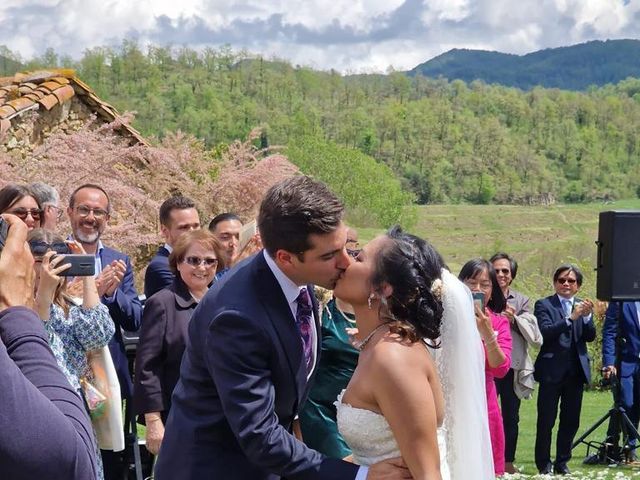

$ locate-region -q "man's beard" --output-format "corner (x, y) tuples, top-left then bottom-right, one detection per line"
(75, 229), (100, 244)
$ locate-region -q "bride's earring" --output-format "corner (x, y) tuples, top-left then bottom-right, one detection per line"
(368, 293), (375, 310)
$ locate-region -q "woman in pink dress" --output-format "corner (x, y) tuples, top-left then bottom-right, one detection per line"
(460, 259), (512, 476)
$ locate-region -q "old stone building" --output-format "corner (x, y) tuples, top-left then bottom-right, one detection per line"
(0, 69), (147, 156)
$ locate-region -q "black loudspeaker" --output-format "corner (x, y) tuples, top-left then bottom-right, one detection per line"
(596, 210), (640, 301)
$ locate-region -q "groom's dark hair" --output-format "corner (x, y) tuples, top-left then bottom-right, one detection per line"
(258, 175), (344, 258)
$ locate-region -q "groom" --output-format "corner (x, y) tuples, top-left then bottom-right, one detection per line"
(155, 176), (410, 479)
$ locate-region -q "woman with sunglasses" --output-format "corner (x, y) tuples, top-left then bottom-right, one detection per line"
(0, 183), (42, 230)
(27, 228), (115, 480)
(459, 258), (512, 476)
(134, 229), (224, 457)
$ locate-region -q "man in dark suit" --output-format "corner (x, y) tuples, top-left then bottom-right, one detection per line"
(67, 184), (143, 480)
(156, 176), (408, 480)
(601, 301), (640, 458)
(144, 195), (200, 298)
(534, 264), (595, 475)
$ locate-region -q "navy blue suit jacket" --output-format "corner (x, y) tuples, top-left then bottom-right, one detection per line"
(155, 252), (359, 480)
(99, 245), (142, 398)
(533, 295), (596, 384)
(603, 302), (640, 377)
(144, 246), (173, 299)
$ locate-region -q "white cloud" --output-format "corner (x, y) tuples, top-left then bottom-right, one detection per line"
(0, 0), (639, 71)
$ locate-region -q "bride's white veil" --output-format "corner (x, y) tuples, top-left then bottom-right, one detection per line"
(435, 269), (495, 479)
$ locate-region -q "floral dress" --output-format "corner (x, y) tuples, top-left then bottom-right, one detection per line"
(44, 301), (115, 480)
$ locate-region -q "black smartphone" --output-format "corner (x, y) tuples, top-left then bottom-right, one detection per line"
(472, 291), (485, 311)
(0, 217), (8, 254)
(53, 254), (96, 277)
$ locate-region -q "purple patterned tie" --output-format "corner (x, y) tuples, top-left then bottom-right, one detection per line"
(295, 287), (314, 375)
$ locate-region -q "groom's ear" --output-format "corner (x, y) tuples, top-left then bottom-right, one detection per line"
(274, 249), (298, 270)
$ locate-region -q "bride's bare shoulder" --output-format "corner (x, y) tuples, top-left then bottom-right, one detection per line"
(366, 335), (431, 375)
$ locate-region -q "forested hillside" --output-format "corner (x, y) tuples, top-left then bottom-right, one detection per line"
(410, 39), (640, 91)
(8, 42), (640, 204)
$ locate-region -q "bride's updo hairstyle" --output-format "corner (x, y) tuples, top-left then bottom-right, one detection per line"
(371, 226), (446, 343)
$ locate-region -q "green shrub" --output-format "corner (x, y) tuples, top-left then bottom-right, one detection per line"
(286, 136), (416, 228)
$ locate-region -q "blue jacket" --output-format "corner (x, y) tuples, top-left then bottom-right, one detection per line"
(602, 301), (640, 377)
(143, 246), (173, 299)
(99, 245), (142, 398)
(533, 294), (596, 384)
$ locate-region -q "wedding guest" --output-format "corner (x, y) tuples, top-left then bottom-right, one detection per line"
(459, 258), (512, 476)
(29, 182), (63, 230)
(491, 252), (542, 474)
(134, 230), (223, 456)
(144, 195), (200, 298)
(28, 228), (115, 480)
(0, 183), (42, 230)
(534, 264), (595, 475)
(208, 212), (242, 268)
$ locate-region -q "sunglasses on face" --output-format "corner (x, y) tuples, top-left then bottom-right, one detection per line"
(183, 256), (218, 268)
(346, 248), (361, 258)
(495, 268), (511, 275)
(28, 241), (70, 256)
(556, 277), (577, 285)
(7, 208), (43, 221)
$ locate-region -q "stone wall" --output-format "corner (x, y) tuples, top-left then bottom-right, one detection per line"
(1, 97), (96, 159)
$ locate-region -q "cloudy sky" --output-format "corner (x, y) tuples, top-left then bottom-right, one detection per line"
(1, 0), (639, 73)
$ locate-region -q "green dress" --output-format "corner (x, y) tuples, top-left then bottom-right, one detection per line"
(299, 299), (359, 459)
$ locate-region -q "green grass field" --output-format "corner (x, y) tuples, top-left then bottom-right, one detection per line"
(511, 389), (640, 479)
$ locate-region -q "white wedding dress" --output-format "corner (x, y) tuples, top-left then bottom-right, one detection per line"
(336, 390), (450, 479)
(336, 269), (494, 480)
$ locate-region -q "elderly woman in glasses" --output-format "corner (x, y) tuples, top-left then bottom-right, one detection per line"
(0, 183), (42, 230)
(459, 258), (512, 476)
(134, 229), (224, 456)
(27, 228), (115, 480)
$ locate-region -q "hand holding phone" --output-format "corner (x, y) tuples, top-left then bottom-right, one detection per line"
(51, 254), (96, 277)
(472, 291), (485, 311)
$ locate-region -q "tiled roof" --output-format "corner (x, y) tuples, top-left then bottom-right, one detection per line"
(0, 69), (147, 145)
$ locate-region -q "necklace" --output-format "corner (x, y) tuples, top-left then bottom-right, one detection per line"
(357, 323), (390, 351)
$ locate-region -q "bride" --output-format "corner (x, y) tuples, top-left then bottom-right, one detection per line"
(333, 227), (494, 479)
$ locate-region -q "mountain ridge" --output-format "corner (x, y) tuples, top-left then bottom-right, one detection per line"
(408, 39), (640, 90)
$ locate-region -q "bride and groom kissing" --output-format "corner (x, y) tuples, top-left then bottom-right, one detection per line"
(154, 176), (494, 480)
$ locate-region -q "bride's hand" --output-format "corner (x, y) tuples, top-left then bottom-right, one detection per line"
(367, 456), (412, 479)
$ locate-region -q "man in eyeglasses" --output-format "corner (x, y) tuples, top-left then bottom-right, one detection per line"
(533, 264), (595, 475)
(29, 182), (62, 231)
(144, 196), (200, 298)
(67, 183), (142, 480)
